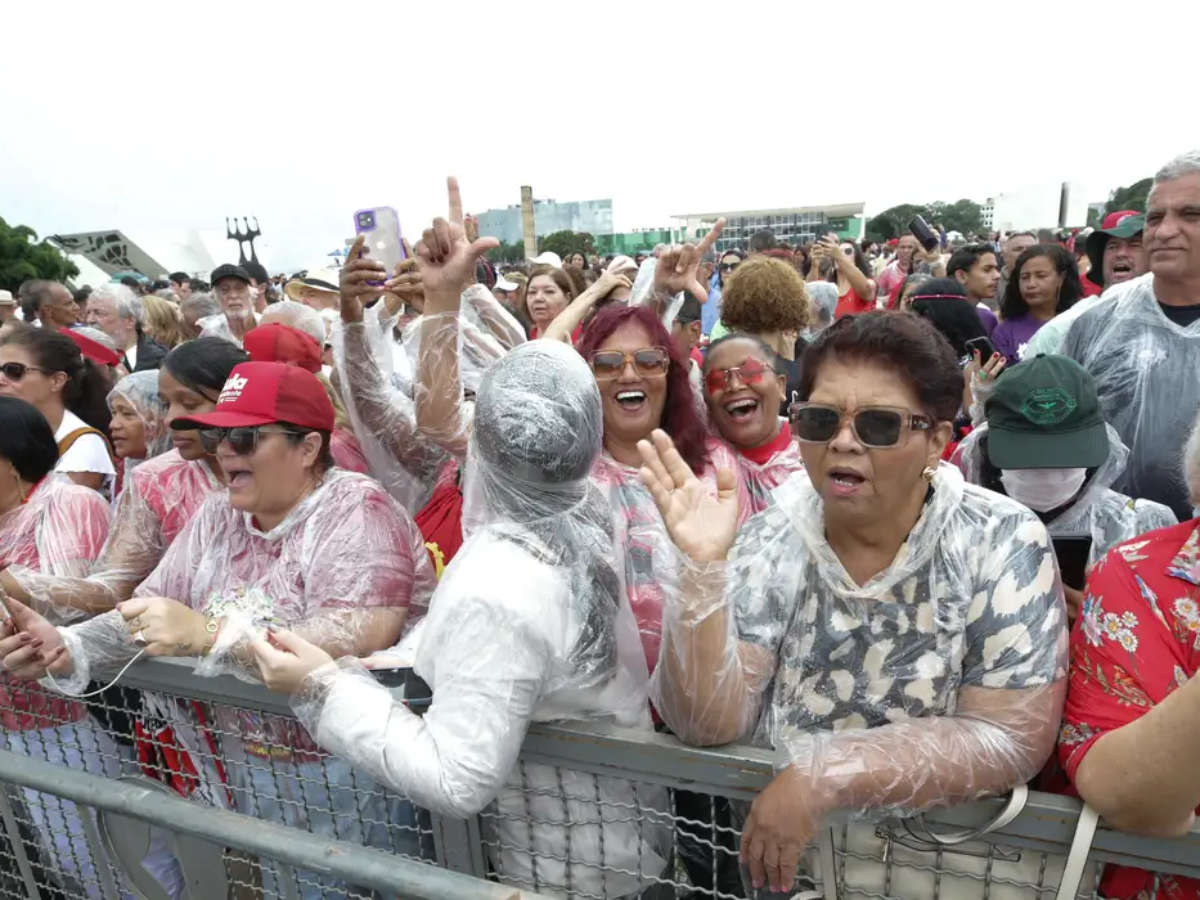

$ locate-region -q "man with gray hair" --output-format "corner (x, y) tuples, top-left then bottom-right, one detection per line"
(180, 292), (221, 339)
(1062, 149), (1200, 520)
(85, 282), (168, 372)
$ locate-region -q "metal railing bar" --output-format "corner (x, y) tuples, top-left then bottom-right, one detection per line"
(0, 749), (547, 900)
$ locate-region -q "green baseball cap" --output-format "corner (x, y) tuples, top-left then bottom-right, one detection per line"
(985, 355), (1109, 469)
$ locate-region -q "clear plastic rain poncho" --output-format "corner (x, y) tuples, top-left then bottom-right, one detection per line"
(197, 311), (259, 348)
(292, 341), (668, 899)
(0, 474), (110, 732)
(732, 421), (805, 517)
(107, 370), (171, 473)
(953, 422), (1177, 568)
(651, 464), (1067, 870)
(48, 468), (437, 757)
(332, 284), (524, 512)
(4, 451), (221, 622)
(1061, 273), (1200, 521)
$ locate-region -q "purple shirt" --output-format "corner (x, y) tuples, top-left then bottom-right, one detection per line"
(976, 304), (998, 337)
(991, 314), (1046, 366)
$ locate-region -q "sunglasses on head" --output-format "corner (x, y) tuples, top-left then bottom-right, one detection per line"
(789, 403), (933, 448)
(0, 362), (50, 382)
(705, 357), (775, 394)
(197, 425), (304, 456)
(590, 347), (670, 380)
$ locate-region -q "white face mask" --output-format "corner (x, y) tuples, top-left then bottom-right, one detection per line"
(1000, 468), (1088, 513)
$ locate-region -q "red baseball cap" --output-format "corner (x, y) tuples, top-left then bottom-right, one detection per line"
(65, 329), (121, 367)
(243, 323), (322, 374)
(172, 361), (334, 432)
(1100, 210), (1141, 232)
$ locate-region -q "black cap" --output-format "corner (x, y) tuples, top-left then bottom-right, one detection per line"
(210, 263), (251, 285)
(242, 260), (269, 285)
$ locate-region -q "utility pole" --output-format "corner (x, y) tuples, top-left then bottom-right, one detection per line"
(521, 186), (537, 261)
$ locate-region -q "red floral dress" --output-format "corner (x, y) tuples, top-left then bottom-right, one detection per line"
(1059, 520), (1200, 900)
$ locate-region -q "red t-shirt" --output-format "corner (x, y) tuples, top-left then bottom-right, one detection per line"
(1081, 272), (1103, 297)
(1059, 520), (1200, 900)
(414, 462), (463, 578)
(739, 422), (793, 465)
(834, 286), (875, 319)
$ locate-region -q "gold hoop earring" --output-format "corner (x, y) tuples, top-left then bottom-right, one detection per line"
(921, 466), (937, 482)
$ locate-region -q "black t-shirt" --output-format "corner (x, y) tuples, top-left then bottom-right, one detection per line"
(776, 352), (802, 417)
(1158, 302), (1200, 327)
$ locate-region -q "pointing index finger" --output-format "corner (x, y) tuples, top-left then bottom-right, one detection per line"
(447, 176), (464, 225)
(697, 217), (726, 256)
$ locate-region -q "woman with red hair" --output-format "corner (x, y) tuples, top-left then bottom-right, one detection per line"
(575, 304), (747, 670)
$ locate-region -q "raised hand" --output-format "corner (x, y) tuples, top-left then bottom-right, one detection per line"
(654, 218), (726, 303)
(339, 234), (388, 324)
(410, 177), (500, 313)
(638, 429), (739, 564)
(0, 596), (70, 680)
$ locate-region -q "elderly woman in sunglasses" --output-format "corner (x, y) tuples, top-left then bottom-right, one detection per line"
(0, 339), (246, 622)
(0, 360), (436, 900)
(639, 311), (1068, 897)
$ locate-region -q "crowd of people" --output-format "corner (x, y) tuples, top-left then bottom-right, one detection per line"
(0, 149), (1197, 900)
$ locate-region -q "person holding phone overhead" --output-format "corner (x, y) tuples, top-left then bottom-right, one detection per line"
(952, 355), (1175, 622)
(808, 233), (877, 319)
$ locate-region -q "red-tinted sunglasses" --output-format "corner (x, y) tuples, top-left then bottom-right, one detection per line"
(705, 357), (775, 394)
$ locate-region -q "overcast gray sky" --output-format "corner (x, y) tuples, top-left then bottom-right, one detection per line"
(2, 0), (1195, 271)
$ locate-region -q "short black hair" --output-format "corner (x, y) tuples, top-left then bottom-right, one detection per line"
(702, 332), (778, 373)
(999, 244), (1084, 321)
(749, 230), (777, 253)
(676, 295), (702, 324)
(0, 397), (59, 482)
(73, 286), (93, 306)
(910, 294), (987, 358)
(169, 272), (189, 285)
(798, 311), (963, 422)
(242, 261), (270, 285)
(946, 243), (998, 280)
(188, 278), (210, 292)
(119, 275), (142, 291)
(151, 279), (170, 292)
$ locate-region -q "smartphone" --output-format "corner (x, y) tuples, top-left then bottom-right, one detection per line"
(909, 215), (940, 253)
(965, 335), (996, 361)
(1052, 535), (1093, 591)
(353, 207), (405, 284)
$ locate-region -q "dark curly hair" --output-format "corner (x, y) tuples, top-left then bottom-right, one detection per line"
(720, 256), (811, 335)
(576, 304), (710, 475)
(798, 311), (963, 423)
(999, 244), (1083, 321)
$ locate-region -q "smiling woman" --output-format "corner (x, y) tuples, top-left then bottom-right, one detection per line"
(640, 311), (1068, 896)
(0, 360), (437, 900)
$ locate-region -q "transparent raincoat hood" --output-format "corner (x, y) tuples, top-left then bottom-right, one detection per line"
(108, 370), (172, 466)
(953, 422), (1176, 565)
(1062, 273), (1200, 520)
(291, 339), (667, 898)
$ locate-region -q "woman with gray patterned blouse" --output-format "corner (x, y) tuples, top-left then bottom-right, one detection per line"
(637, 311), (1069, 896)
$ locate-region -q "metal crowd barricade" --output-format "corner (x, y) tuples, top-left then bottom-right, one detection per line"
(0, 656), (1197, 900)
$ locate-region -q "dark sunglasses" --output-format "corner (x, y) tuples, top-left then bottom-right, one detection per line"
(705, 357), (775, 394)
(197, 425), (304, 456)
(0, 362), (50, 382)
(719, 261), (741, 273)
(590, 347), (670, 380)
(789, 403), (932, 448)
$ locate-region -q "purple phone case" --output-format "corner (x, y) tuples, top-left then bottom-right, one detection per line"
(353, 206), (404, 285)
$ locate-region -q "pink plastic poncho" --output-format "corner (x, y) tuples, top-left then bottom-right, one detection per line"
(53, 469), (436, 759)
(6, 450), (221, 621)
(591, 437), (750, 675)
(0, 475), (110, 731)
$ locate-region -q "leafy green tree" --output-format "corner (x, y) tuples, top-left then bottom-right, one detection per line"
(486, 241), (527, 265)
(537, 230), (582, 258)
(1105, 178), (1152, 216)
(930, 199), (984, 236)
(0, 217), (79, 292)
(865, 204), (926, 242)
